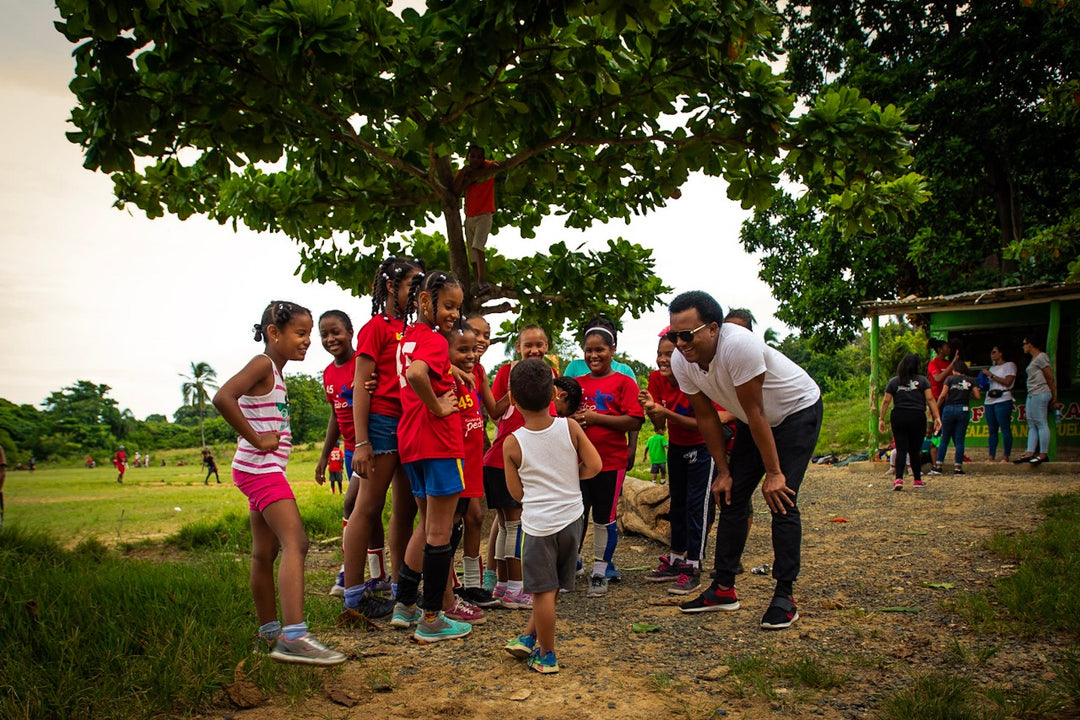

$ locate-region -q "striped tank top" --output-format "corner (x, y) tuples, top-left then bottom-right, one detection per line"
(231, 355), (291, 475)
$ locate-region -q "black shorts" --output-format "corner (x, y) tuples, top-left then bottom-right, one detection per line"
(483, 466), (522, 510)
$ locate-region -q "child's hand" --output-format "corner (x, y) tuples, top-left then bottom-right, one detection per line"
(573, 408), (590, 427)
(365, 371), (378, 395)
(253, 431), (281, 452)
(452, 366), (476, 389)
(638, 388), (657, 413)
(315, 458), (327, 484)
(434, 388), (459, 417)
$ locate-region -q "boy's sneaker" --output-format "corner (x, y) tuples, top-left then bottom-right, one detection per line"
(503, 633), (537, 659)
(482, 569), (497, 592)
(389, 602), (422, 628)
(329, 568), (346, 597)
(668, 570), (702, 596)
(644, 556), (683, 582)
(913, 479), (925, 488)
(500, 589), (533, 609)
(269, 634), (346, 666)
(413, 612), (471, 643)
(460, 586), (500, 608)
(953, 466), (965, 476)
(527, 647), (560, 674)
(928, 465), (942, 476)
(587, 574), (609, 598)
(760, 596), (799, 630)
(893, 479), (904, 491)
(446, 597), (487, 625)
(679, 584), (740, 613)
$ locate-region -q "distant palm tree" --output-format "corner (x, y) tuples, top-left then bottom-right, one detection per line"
(764, 327), (781, 348)
(180, 361), (219, 447)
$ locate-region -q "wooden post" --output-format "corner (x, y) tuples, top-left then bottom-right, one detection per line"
(869, 314), (880, 452)
(1047, 300), (1061, 460)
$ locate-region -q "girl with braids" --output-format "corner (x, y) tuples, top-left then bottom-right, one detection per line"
(338, 258), (422, 625)
(389, 270), (473, 643)
(212, 301), (345, 666)
(570, 317), (644, 598)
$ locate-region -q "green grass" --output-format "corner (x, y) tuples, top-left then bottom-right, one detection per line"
(0, 527), (342, 720)
(3, 449), (381, 546)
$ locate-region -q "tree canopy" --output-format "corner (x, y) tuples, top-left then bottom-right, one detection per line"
(746, 0), (1080, 344)
(56, 0), (924, 335)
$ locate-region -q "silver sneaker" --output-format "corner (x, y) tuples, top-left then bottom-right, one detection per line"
(389, 602), (422, 628)
(269, 634), (346, 666)
(586, 574), (608, 597)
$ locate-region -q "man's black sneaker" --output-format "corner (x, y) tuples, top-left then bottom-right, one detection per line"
(760, 596), (799, 630)
(953, 466), (965, 476)
(679, 584), (740, 613)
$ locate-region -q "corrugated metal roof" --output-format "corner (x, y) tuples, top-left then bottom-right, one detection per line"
(861, 282), (1080, 317)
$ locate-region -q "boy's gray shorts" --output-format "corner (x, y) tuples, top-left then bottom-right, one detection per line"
(522, 515), (585, 594)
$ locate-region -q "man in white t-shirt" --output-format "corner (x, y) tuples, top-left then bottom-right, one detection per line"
(667, 291), (821, 630)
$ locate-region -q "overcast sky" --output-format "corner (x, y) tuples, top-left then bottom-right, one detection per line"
(0, 2), (783, 420)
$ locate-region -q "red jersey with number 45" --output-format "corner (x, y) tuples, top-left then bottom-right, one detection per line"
(397, 323), (464, 463)
(323, 358), (356, 451)
(355, 314), (406, 419)
(576, 371), (643, 471)
(457, 378), (484, 498)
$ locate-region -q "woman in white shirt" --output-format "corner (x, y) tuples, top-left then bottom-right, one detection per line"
(979, 346), (1016, 463)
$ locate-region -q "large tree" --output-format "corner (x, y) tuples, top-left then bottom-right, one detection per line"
(745, 0), (1080, 344)
(56, 0), (924, 332)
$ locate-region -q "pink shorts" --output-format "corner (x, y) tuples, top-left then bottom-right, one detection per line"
(233, 468), (295, 512)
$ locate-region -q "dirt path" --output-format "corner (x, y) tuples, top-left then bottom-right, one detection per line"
(220, 464), (1080, 720)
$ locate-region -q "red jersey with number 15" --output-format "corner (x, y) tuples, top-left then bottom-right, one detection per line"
(457, 377), (484, 498)
(397, 323), (464, 463)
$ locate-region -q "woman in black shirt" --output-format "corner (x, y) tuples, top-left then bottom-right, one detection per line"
(880, 353), (942, 490)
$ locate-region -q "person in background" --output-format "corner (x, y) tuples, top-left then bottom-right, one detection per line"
(453, 146), (500, 296)
(0, 444), (7, 529)
(1015, 337), (1062, 465)
(113, 446), (127, 484)
(927, 338), (959, 401)
(646, 426), (668, 484)
(203, 448), (221, 484)
(980, 346), (1016, 463)
(932, 362), (980, 476)
(878, 353), (941, 490)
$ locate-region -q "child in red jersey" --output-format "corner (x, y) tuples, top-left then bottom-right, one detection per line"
(390, 270), (472, 643)
(212, 301), (345, 666)
(640, 335), (736, 596)
(338, 258), (423, 625)
(327, 443), (344, 494)
(484, 324), (553, 609)
(571, 317), (644, 599)
(112, 445), (127, 484)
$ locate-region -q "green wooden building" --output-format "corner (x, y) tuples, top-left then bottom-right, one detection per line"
(862, 282), (1080, 460)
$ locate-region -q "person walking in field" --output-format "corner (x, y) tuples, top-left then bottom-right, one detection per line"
(202, 448), (220, 484)
(213, 300), (345, 666)
(113, 445), (127, 484)
(646, 426), (668, 484)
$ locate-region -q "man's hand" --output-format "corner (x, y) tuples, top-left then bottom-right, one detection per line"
(761, 470), (796, 514)
(711, 469), (733, 506)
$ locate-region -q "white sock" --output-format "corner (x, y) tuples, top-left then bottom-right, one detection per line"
(367, 548), (386, 579)
(507, 580), (523, 594)
(463, 556), (482, 588)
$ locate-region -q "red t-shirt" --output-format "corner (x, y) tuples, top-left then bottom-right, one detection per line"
(328, 447), (344, 473)
(397, 323), (464, 463)
(457, 377), (484, 498)
(483, 363), (557, 469)
(927, 357), (950, 400)
(464, 161), (496, 217)
(355, 314), (405, 419)
(323, 357), (356, 451)
(577, 371), (644, 471)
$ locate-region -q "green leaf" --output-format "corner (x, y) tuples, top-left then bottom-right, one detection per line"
(631, 622), (661, 633)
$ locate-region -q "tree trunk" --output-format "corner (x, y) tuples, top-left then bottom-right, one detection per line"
(616, 476), (671, 544)
(434, 155), (474, 309)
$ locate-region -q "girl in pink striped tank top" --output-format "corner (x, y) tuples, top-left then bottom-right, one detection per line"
(213, 301), (345, 666)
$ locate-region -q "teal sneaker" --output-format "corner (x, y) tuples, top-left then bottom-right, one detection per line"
(389, 602), (421, 629)
(503, 633), (537, 659)
(527, 647), (559, 674)
(413, 611), (471, 643)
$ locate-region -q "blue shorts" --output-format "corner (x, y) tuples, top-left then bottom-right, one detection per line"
(404, 458), (465, 499)
(369, 413), (400, 455)
(344, 450), (353, 474)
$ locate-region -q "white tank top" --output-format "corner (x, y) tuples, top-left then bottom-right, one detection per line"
(513, 417), (584, 537)
(231, 355), (291, 475)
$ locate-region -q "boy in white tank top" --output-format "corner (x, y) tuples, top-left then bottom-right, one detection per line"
(502, 359), (602, 673)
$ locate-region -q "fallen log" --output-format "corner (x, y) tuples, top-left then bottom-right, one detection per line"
(617, 476), (671, 544)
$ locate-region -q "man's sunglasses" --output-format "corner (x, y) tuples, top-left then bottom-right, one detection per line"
(664, 323), (710, 344)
